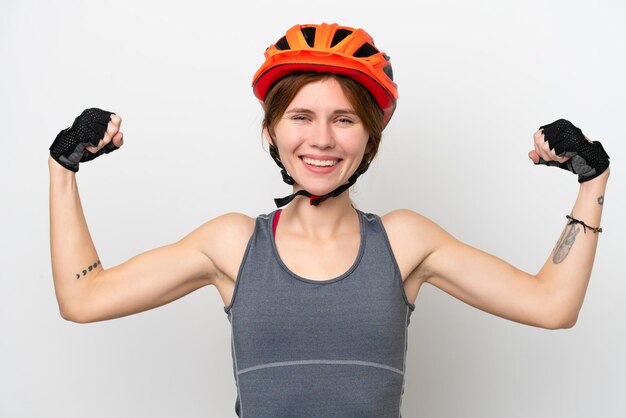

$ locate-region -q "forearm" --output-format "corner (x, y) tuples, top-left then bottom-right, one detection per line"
(49, 157), (101, 319)
(536, 168), (609, 327)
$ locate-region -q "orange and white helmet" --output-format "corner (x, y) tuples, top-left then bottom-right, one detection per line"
(252, 23), (398, 126)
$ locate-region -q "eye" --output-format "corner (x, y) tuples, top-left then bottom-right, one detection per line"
(335, 116), (356, 125)
(289, 114), (310, 122)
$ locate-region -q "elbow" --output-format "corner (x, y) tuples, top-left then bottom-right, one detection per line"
(540, 311), (579, 330)
(59, 306), (81, 323)
(534, 285), (582, 329)
(58, 303), (93, 324)
(556, 314), (579, 330)
(55, 286), (98, 323)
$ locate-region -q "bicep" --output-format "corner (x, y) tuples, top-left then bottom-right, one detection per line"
(89, 241), (217, 319)
(74, 239), (217, 323)
(72, 212), (254, 323)
(419, 228), (559, 328)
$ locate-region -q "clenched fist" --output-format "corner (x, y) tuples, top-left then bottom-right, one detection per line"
(529, 119), (609, 183)
(49, 108), (123, 172)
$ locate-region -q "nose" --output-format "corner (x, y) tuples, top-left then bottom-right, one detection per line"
(308, 121), (335, 149)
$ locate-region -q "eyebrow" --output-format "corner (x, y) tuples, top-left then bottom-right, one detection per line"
(285, 107), (358, 116)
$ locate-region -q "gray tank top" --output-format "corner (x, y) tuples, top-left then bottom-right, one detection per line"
(225, 209), (414, 417)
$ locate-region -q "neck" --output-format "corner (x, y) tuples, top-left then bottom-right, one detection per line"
(279, 190), (357, 238)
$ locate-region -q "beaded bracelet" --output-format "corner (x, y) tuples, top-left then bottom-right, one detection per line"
(566, 215), (603, 233)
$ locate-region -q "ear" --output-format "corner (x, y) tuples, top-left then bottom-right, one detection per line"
(263, 127), (275, 146)
(364, 137), (374, 154)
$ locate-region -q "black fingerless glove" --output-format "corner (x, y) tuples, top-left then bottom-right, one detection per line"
(49, 108), (117, 172)
(538, 119), (610, 183)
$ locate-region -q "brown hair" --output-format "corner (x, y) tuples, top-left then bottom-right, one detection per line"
(262, 72), (384, 176)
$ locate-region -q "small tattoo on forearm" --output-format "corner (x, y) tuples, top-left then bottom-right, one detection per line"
(598, 196), (604, 205)
(553, 225), (580, 264)
(75, 260), (101, 279)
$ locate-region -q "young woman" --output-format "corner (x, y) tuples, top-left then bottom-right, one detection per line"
(49, 23), (610, 417)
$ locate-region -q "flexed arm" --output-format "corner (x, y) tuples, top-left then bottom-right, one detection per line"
(49, 108), (126, 319)
(387, 120), (610, 329)
(48, 109), (241, 323)
(523, 119), (609, 325)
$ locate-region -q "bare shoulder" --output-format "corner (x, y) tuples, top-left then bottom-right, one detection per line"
(204, 212), (256, 237)
(380, 209), (452, 282)
(182, 212), (256, 280)
(186, 212), (255, 249)
(381, 209), (445, 239)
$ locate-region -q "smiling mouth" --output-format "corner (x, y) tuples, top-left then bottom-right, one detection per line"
(301, 157), (340, 167)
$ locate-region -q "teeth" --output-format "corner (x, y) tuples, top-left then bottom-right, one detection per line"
(303, 157), (337, 167)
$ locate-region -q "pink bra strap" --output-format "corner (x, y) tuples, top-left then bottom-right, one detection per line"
(272, 209), (282, 238)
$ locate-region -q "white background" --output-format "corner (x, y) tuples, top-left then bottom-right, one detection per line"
(1, 0), (625, 417)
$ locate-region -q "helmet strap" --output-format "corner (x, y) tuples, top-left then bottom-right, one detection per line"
(274, 171), (360, 208)
(268, 141), (365, 208)
(269, 143), (295, 185)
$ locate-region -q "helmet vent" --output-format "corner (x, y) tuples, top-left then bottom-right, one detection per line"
(383, 64), (394, 81)
(301, 27), (316, 47)
(331, 29), (353, 47)
(275, 36), (290, 50)
(353, 42), (379, 58)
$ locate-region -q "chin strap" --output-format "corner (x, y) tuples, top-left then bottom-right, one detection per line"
(274, 172), (360, 208)
(269, 142), (364, 208)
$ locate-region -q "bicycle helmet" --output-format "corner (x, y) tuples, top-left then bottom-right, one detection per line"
(253, 23), (398, 126)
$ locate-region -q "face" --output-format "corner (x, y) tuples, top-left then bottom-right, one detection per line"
(268, 78), (370, 197)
